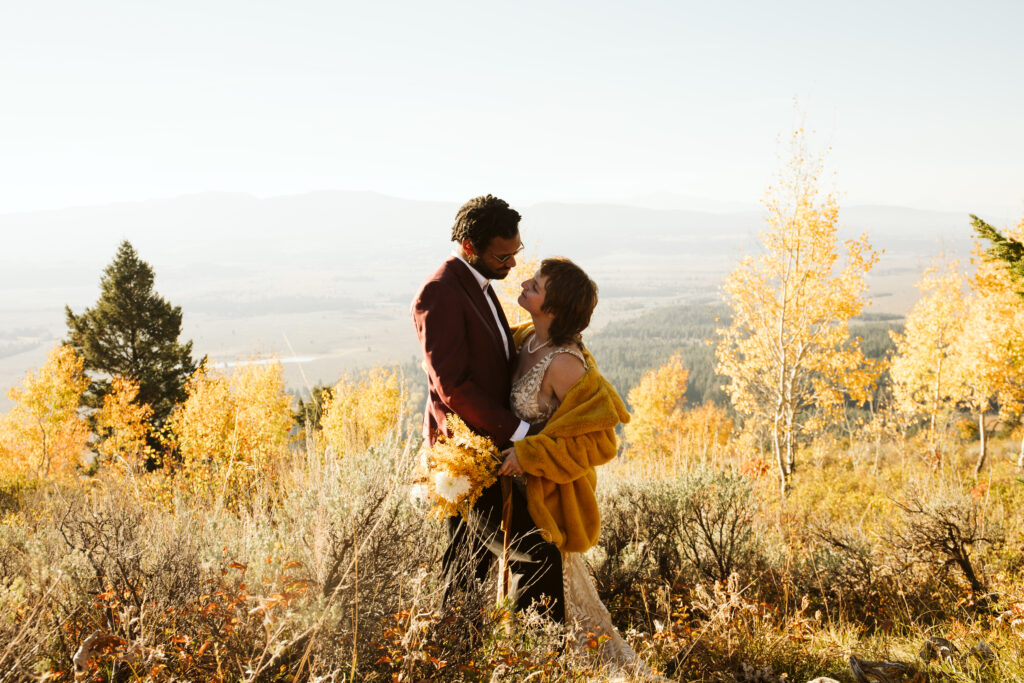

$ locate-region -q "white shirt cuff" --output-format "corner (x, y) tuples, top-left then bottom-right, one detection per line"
(510, 420), (531, 443)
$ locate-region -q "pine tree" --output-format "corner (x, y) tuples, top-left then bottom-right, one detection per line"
(65, 240), (197, 425)
(972, 214), (1024, 298)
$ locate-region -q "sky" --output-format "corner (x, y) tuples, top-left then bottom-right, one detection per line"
(1, 0), (1022, 221)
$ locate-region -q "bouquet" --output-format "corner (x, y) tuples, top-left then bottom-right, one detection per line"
(410, 414), (503, 519)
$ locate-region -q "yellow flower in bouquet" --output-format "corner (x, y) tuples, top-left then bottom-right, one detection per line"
(412, 413), (502, 519)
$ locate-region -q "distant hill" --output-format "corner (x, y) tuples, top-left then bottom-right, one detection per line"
(0, 191), (981, 407)
(0, 190), (979, 318)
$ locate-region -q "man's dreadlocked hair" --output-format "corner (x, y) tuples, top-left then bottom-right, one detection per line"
(450, 195), (521, 252)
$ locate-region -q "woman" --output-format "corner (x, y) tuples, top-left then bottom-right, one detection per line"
(496, 257), (650, 675)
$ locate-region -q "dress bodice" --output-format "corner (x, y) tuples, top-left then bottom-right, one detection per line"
(510, 343), (587, 423)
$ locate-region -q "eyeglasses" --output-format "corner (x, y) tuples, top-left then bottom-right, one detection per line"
(489, 244), (524, 265)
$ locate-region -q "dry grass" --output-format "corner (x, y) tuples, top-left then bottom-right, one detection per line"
(2, 423), (1024, 681)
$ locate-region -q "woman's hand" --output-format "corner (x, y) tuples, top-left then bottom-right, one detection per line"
(497, 447), (523, 476)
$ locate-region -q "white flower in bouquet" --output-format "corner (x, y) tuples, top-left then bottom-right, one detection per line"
(408, 414), (501, 519)
(433, 470), (471, 503)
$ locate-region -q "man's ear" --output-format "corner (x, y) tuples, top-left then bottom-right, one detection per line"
(461, 239), (476, 257)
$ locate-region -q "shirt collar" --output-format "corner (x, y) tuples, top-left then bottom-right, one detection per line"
(452, 250), (490, 290)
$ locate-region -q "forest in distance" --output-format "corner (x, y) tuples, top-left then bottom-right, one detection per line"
(386, 301), (906, 422)
(588, 303), (903, 411)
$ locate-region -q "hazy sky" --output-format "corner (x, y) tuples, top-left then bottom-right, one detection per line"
(2, 0), (1022, 219)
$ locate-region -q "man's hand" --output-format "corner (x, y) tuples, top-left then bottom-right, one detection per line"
(497, 447), (523, 476)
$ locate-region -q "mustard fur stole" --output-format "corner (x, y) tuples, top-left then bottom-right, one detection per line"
(511, 323), (630, 552)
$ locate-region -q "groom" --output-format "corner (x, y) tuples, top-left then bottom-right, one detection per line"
(411, 194), (564, 623)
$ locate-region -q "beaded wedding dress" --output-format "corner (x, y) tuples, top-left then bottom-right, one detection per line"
(511, 344), (652, 677)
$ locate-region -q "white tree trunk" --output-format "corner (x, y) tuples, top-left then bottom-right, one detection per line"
(1018, 428), (1024, 469)
(773, 413), (787, 497)
(975, 408), (987, 477)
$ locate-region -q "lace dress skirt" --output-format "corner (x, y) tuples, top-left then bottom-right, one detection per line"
(510, 343), (652, 677)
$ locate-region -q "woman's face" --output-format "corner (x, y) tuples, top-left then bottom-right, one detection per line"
(518, 271), (549, 317)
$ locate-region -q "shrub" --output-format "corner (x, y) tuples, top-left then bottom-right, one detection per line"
(891, 483), (999, 600)
(594, 469), (760, 611)
(169, 359), (294, 505)
(320, 365), (405, 456)
(675, 469), (758, 583)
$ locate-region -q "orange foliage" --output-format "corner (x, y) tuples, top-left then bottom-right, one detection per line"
(0, 344), (90, 480)
(678, 402), (734, 462)
(95, 376), (153, 467)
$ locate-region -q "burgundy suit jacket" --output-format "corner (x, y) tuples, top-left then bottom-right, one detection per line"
(412, 257), (519, 447)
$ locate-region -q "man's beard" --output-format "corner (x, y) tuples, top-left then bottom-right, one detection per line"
(467, 255), (510, 281)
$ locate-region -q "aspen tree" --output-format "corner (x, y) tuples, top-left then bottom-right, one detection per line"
(625, 352), (689, 463)
(716, 130), (879, 495)
(170, 359), (293, 500)
(320, 365), (404, 455)
(889, 259), (968, 463)
(955, 245), (1024, 475)
(1, 344), (90, 479)
(94, 376), (153, 466)
(964, 213), (1024, 470)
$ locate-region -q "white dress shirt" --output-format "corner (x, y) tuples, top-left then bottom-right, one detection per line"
(453, 251), (530, 442)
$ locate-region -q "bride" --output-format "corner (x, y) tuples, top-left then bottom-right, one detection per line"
(496, 257), (652, 676)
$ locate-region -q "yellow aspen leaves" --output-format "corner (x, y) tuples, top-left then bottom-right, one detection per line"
(954, 241), (1024, 472)
(0, 344), (90, 480)
(625, 352), (689, 463)
(678, 402), (734, 462)
(94, 376), (153, 467)
(320, 365), (404, 455)
(889, 259), (967, 461)
(169, 359), (293, 501)
(715, 130), (879, 494)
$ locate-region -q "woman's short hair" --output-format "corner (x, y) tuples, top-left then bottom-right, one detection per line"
(450, 195), (521, 253)
(540, 257), (598, 346)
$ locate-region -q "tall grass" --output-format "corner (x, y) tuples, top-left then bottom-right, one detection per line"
(2, 415), (1024, 680)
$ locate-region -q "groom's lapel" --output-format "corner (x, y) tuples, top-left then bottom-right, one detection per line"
(486, 285), (517, 369)
(449, 258), (507, 359)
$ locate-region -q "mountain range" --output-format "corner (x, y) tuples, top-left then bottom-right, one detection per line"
(0, 191), (989, 404)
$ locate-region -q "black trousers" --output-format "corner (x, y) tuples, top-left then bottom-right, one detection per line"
(441, 479), (564, 623)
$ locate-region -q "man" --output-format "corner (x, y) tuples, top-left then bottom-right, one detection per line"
(411, 194), (564, 622)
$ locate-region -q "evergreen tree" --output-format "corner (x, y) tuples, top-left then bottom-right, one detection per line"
(972, 214), (1024, 299)
(65, 240), (197, 425)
